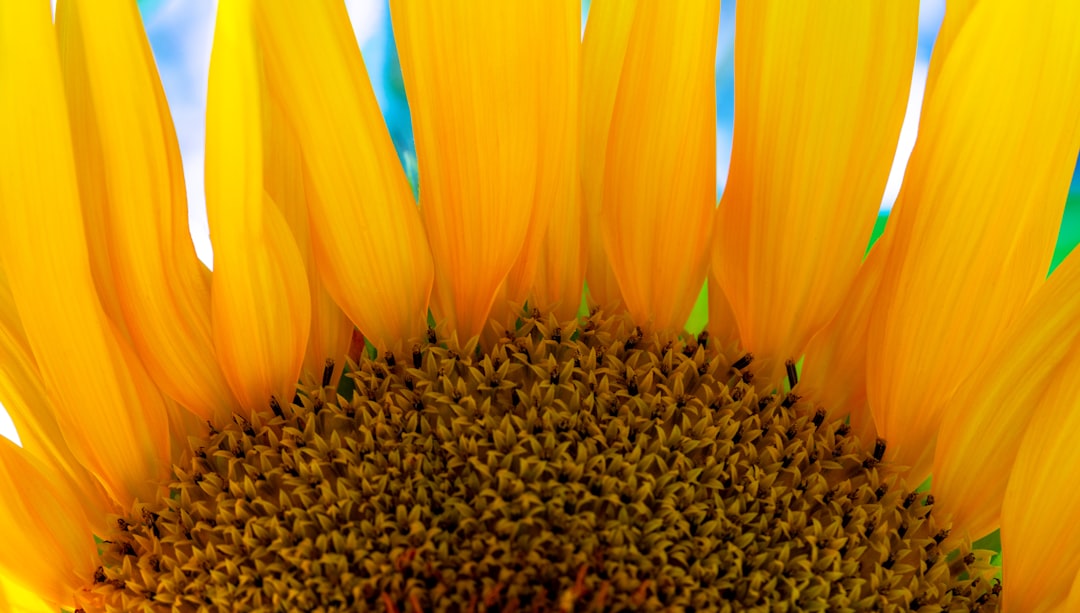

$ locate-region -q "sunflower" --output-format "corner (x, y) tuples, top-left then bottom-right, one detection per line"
(0, 0), (1078, 611)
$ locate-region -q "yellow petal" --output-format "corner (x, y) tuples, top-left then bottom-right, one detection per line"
(1057, 571), (1080, 613)
(580, 0), (634, 313)
(1000, 342), (1080, 612)
(164, 394), (208, 465)
(799, 234), (893, 444)
(256, 1), (432, 351)
(206, 0), (312, 415)
(531, 181), (587, 321)
(390, 0), (578, 341)
(55, 0), (237, 422)
(865, 0), (1080, 480)
(706, 272), (741, 353)
(0, 269), (115, 526)
(54, 0), (127, 332)
(263, 78), (354, 385)
(713, 3), (917, 384)
(0, 268), (50, 455)
(0, 439), (98, 610)
(591, 0), (718, 331)
(923, 0), (977, 97)
(933, 249), (1080, 542)
(500, 5), (581, 323)
(0, 576), (67, 613)
(0, 0), (171, 506)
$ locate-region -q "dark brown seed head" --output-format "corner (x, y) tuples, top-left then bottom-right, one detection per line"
(88, 310), (1001, 612)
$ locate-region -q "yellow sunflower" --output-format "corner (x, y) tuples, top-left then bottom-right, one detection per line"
(0, 0), (1078, 611)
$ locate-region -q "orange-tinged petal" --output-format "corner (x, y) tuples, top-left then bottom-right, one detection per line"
(163, 394), (207, 465)
(256, 1), (432, 351)
(799, 234), (893, 444)
(0, 439), (98, 609)
(531, 181), (587, 321)
(933, 249), (1080, 543)
(580, 0), (634, 313)
(713, 3), (917, 385)
(1057, 572), (1080, 613)
(263, 77), (354, 385)
(1000, 342), (1080, 612)
(500, 4), (581, 323)
(865, 0), (1080, 480)
(55, 0), (237, 422)
(502, 5), (577, 307)
(594, 0), (718, 331)
(391, 0), (578, 341)
(706, 272), (741, 353)
(206, 0), (311, 415)
(0, 0), (171, 506)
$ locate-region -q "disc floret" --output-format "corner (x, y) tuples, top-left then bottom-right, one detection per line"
(89, 310), (1001, 611)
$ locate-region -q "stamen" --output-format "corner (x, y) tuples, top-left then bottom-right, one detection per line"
(732, 352), (754, 370)
(269, 395), (284, 419)
(873, 438), (887, 462)
(88, 310), (1001, 610)
(322, 358), (335, 387)
(785, 359), (798, 388)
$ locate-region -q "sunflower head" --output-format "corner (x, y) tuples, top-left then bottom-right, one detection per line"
(90, 310), (1001, 610)
(0, 0), (1077, 612)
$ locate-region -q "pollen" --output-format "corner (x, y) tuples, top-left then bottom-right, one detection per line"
(88, 310), (1001, 611)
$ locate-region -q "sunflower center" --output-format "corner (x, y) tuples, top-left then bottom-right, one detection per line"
(88, 310), (1001, 611)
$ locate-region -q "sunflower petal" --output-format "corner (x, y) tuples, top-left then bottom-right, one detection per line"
(0, 0), (171, 506)
(501, 5), (581, 322)
(54, 0), (126, 331)
(0, 270), (114, 524)
(531, 182), (587, 321)
(865, 0), (1080, 480)
(0, 577), (65, 613)
(263, 75), (354, 385)
(799, 235), (893, 443)
(206, 0), (311, 415)
(55, 0), (236, 422)
(0, 269), (47, 453)
(390, 0), (577, 341)
(923, 0), (977, 96)
(706, 273), (741, 353)
(256, 1), (432, 351)
(1000, 342), (1080, 611)
(591, 0), (718, 331)
(580, 0), (634, 312)
(1060, 571), (1080, 613)
(0, 439), (98, 609)
(933, 249), (1080, 542)
(713, 3), (917, 384)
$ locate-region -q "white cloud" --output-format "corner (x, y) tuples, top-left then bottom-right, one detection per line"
(0, 403), (20, 446)
(345, 0), (386, 45)
(881, 61), (929, 211)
